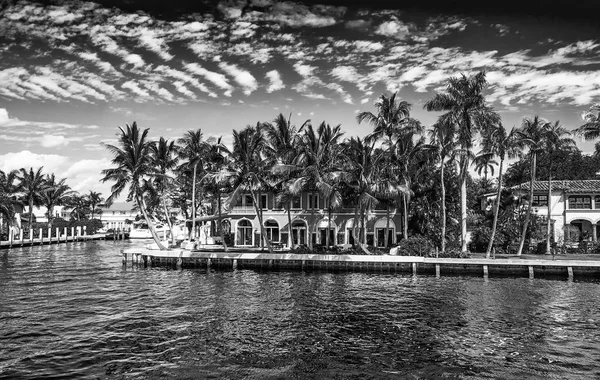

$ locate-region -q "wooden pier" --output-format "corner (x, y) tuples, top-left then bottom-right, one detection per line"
(0, 226), (106, 249)
(122, 248), (600, 279)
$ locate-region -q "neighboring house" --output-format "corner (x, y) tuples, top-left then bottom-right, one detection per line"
(225, 192), (403, 248)
(482, 180), (600, 242)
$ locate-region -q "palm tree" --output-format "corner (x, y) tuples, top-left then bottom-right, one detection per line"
(0, 169), (22, 237)
(473, 152), (498, 183)
(69, 194), (91, 220)
(575, 103), (600, 140)
(297, 122), (345, 248)
(479, 124), (519, 258)
(87, 191), (104, 220)
(178, 129), (208, 241)
(150, 137), (179, 245)
(101, 122), (166, 250)
(265, 113), (309, 249)
(430, 118), (458, 254)
(219, 124), (275, 252)
(514, 116), (548, 256)
(424, 71), (500, 253)
(18, 167), (47, 229)
(41, 174), (76, 227)
(542, 121), (576, 254)
(200, 136), (231, 251)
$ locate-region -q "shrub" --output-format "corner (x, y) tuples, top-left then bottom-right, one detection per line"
(394, 236), (435, 256)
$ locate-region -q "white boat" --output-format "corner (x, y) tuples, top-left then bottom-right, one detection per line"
(129, 222), (170, 239)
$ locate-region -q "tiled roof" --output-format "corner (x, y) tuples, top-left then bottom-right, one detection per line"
(514, 180), (600, 193)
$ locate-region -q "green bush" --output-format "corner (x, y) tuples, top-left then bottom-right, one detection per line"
(394, 236), (435, 256)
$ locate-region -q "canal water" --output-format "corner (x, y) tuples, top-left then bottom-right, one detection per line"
(1, 241), (600, 379)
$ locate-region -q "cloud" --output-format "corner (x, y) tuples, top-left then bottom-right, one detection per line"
(184, 63), (233, 94)
(262, 2), (347, 27)
(122, 80), (150, 98)
(218, 62), (258, 95)
(375, 19), (410, 39)
(265, 70), (285, 92)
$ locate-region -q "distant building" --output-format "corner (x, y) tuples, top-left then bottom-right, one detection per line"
(482, 180), (600, 242)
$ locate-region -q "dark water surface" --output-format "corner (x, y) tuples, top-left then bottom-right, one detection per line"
(1, 241), (600, 379)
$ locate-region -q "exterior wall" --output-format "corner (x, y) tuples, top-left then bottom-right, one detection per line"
(227, 192), (402, 248)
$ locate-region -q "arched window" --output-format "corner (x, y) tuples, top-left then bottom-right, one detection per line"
(236, 219), (253, 246)
(264, 220), (279, 243)
(292, 220), (307, 245)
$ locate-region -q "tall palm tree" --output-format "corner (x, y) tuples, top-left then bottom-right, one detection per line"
(87, 191), (104, 220)
(200, 136), (231, 251)
(575, 103), (600, 140)
(297, 122), (345, 248)
(0, 169), (22, 236)
(219, 124), (275, 252)
(178, 129), (208, 241)
(41, 174), (76, 227)
(68, 194), (91, 221)
(542, 121), (576, 254)
(430, 118), (458, 254)
(101, 122), (166, 250)
(266, 113), (309, 249)
(473, 152), (498, 183)
(514, 116), (548, 256)
(18, 167), (47, 229)
(424, 71), (500, 253)
(479, 124), (519, 258)
(150, 137), (179, 245)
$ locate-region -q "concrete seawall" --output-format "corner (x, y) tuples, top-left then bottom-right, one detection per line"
(122, 248), (600, 279)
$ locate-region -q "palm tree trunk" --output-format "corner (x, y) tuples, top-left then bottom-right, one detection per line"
(403, 194), (408, 240)
(217, 186), (228, 252)
(191, 163), (197, 240)
(326, 204), (332, 247)
(251, 190), (273, 253)
(47, 205), (54, 228)
(486, 157), (504, 258)
(384, 204), (390, 248)
(516, 153), (537, 256)
(287, 200), (293, 249)
(28, 199), (33, 229)
(440, 155), (447, 254)
(137, 194), (167, 250)
(353, 202), (359, 247)
(460, 157), (468, 253)
(161, 199), (175, 246)
(546, 161), (553, 255)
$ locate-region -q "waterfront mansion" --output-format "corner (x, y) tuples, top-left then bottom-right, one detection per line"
(482, 180), (600, 243)
(223, 192), (403, 248)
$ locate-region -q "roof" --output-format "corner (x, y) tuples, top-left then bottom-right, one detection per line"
(101, 202), (136, 211)
(513, 180), (600, 193)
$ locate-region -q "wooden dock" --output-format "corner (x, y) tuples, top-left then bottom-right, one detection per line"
(0, 227), (107, 249)
(122, 248), (600, 279)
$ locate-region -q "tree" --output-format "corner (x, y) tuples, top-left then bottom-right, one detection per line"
(69, 194), (91, 221)
(41, 174), (76, 227)
(178, 129), (208, 241)
(0, 169), (22, 236)
(87, 191), (104, 220)
(429, 117), (458, 254)
(424, 71), (500, 253)
(514, 116), (548, 256)
(575, 103), (600, 140)
(220, 124), (275, 252)
(150, 137), (179, 245)
(542, 121), (576, 254)
(200, 136), (231, 251)
(18, 167), (47, 229)
(479, 124), (519, 258)
(101, 122), (167, 250)
(265, 113), (309, 249)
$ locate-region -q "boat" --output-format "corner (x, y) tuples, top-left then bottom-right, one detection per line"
(129, 222), (170, 239)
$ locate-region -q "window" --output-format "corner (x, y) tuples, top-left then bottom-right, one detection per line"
(264, 220), (279, 242)
(120, 211), (127, 215)
(531, 194), (548, 207)
(308, 193), (319, 209)
(568, 195), (591, 209)
(595, 196), (600, 209)
(292, 196), (301, 209)
(243, 194), (253, 207)
(260, 194), (268, 209)
(236, 219), (253, 246)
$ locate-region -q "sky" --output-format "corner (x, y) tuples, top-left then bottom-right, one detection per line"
(1, 0), (600, 199)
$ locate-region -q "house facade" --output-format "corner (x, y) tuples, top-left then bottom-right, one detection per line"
(224, 192), (403, 248)
(484, 180), (600, 242)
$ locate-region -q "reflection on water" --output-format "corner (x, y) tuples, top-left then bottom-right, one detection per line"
(1, 241), (600, 379)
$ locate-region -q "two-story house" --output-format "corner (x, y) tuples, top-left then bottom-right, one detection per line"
(483, 180), (600, 243)
(224, 191), (403, 248)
